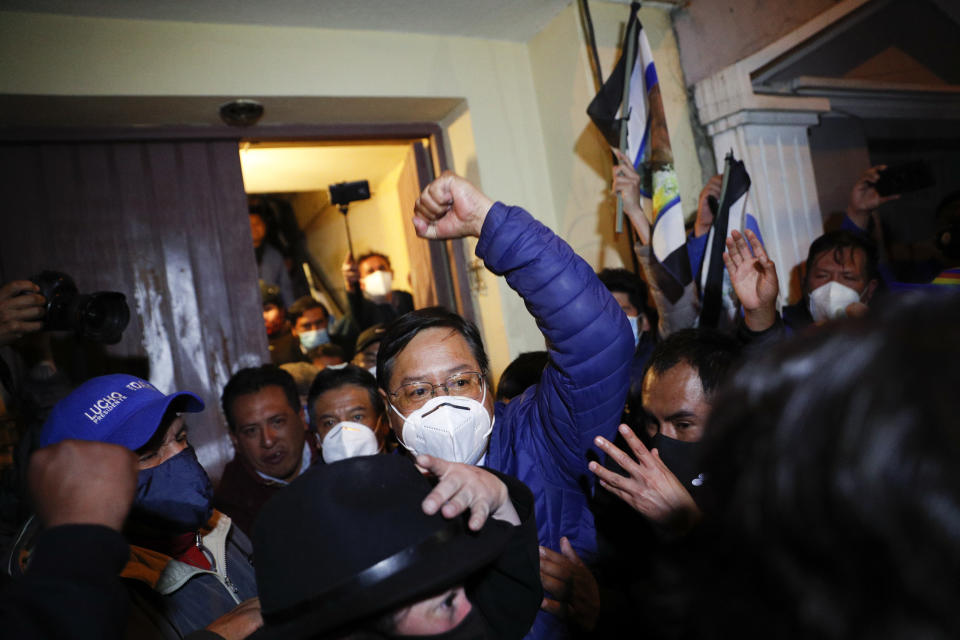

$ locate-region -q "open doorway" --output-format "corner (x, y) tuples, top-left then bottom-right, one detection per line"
(238, 137), (475, 345)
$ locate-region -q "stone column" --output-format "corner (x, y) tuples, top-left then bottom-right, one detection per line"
(695, 68), (830, 303)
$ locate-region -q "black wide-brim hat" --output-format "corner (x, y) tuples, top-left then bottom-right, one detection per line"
(250, 455), (513, 639)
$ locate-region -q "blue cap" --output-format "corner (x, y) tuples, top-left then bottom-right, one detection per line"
(40, 374), (205, 450)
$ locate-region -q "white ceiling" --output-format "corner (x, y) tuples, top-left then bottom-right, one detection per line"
(0, 0), (587, 42)
(240, 141), (414, 194)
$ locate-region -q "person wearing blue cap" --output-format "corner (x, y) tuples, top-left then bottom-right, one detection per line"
(9, 373), (262, 639)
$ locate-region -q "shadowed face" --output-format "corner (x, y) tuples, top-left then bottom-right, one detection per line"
(249, 213), (266, 249)
(640, 362), (711, 443)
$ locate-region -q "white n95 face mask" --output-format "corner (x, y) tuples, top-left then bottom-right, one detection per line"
(361, 271), (393, 298)
(320, 422), (380, 464)
(808, 281), (863, 323)
(390, 389), (493, 465)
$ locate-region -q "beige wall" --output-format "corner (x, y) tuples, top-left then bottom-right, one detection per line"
(0, 6), (702, 377)
(529, 2), (704, 271)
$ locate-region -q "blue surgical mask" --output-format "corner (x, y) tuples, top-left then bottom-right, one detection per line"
(299, 328), (330, 350)
(627, 315), (641, 346)
(132, 447), (213, 533)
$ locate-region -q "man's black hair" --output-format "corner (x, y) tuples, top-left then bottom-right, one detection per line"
(692, 293), (960, 639)
(221, 364), (300, 432)
(307, 364), (384, 428)
(496, 351), (549, 402)
(804, 230), (880, 292)
(597, 268), (648, 317)
(642, 328), (741, 400)
(288, 295), (329, 325)
(376, 307), (489, 392)
(357, 252), (391, 269)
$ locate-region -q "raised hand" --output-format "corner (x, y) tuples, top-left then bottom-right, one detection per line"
(341, 253), (360, 291)
(589, 424), (700, 534)
(413, 172), (494, 240)
(723, 228), (779, 332)
(417, 454), (520, 530)
(847, 165), (899, 229)
(694, 174), (723, 237)
(0, 280), (45, 347)
(611, 149), (650, 245)
(539, 537), (600, 632)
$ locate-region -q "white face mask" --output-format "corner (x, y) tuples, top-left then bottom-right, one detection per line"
(627, 315), (641, 347)
(320, 421), (380, 464)
(808, 281), (863, 322)
(390, 387), (493, 465)
(299, 328), (330, 350)
(361, 270), (393, 298)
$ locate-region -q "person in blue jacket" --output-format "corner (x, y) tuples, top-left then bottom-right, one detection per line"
(375, 171), (634, 639)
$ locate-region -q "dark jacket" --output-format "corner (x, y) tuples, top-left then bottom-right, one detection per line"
(469, 469), (543, 640)
(478, 202), (634, 640)
(332, 288), (414, 355)
(214, 442), (319, 537)
(7, 511), (257, 640)
(122, 511), (257, 639)
(1, 524), (130, 640)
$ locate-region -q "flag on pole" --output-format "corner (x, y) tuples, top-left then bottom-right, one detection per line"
(698, 152), (752, 329)
(587, 1), (691, 302)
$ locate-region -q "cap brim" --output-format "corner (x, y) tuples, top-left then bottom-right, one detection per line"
(114, 390), (205, 450)
(250, 515), (513, 640)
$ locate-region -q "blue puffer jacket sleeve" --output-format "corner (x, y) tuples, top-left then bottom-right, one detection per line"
(478, 202), (633, 557)
(478, 202), (633, 640)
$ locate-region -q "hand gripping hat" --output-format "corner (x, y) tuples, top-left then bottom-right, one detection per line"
(40, 374), (204, 450)
(250, 455), (514, 639)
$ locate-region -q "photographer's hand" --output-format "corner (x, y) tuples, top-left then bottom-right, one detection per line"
(847, 165), (899, 230)
(0, 280), (45, 347)
(341, 254), (360, 293)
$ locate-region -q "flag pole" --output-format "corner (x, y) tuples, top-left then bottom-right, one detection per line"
(616, 10), (638, 234)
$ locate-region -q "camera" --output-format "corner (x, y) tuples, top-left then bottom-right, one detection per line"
(874, 160), (935, 197)
(329, 180), (371, 206)
(29, 271), (130, 344)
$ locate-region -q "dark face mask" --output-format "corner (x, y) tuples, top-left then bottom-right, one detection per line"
(392, 605), (490, 640)
(131, 446), (213, 533)
(651, 433), (704, 491)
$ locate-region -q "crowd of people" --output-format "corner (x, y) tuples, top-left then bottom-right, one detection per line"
(0, 158), (958, 640)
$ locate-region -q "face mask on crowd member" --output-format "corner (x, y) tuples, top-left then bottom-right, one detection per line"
(289, 296), (331, 351)
(590, 329), (740, 528)
(597, 268), (651, 348)
(378, 313), (497, 467)
(804, 234), (878, 322)
(39, 374), (209, 533)
(308, 365), (388, 464)
(222, 366), (310, 484)
(390, 385), (493, 465)
(358, 254), (394, 299)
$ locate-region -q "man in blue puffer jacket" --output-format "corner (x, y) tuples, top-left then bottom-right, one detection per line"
(376, 172), (633, 639)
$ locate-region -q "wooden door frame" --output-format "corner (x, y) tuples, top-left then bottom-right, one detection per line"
(1, 122), (477, 324)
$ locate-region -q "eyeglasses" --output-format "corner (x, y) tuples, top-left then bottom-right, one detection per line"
(389, 371), (485, 413)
